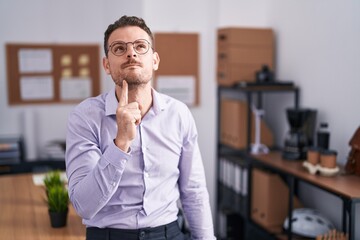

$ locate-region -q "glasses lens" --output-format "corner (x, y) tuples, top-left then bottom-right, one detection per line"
(111, 42), (127, 56)
(133, 40), (149, 54)
(109, 40), (150, 56)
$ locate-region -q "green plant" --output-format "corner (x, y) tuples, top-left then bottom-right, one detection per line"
(43, 170), (64, 190)
(47, 184), (69, 213)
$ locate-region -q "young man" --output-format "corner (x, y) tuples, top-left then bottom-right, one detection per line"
(65, 15), (215, 240)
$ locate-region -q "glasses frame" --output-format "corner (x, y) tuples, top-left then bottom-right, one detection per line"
(107, 39), (152, 56)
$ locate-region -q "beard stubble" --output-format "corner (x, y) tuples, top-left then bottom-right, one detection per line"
(112, 60), (152, 90)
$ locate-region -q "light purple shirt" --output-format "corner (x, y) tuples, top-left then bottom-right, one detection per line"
(65, 87), (215, 239)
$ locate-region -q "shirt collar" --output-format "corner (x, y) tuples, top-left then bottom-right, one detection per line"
(105, 87), (166, 116)
(105, 87), (118, 116)
(151, 88), (166, 115)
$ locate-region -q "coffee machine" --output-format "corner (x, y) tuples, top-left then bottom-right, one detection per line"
(282, 108), (317, 160)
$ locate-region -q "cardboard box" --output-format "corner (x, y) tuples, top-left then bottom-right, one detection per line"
(220, 98), (274, 149)
(217, 27), (274, 86)
(218, 27), (274, 48)
(218, 47), (274, 65)
(251, 168), (302, 228)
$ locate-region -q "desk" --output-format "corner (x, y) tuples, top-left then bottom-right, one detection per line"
(0, 173), (85, 240)
(251, 151), (360, 240)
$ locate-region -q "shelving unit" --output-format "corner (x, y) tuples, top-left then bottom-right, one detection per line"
(0, 136), (24, 165)
(216, 84), (299, 240)
(0, 137), (66, 175)
(216, 84), (360, 240)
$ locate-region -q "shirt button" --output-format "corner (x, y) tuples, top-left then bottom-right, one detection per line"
(144, 172), (149, 178)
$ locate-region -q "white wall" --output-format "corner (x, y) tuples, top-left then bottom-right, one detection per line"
(263, 0), (360, 161)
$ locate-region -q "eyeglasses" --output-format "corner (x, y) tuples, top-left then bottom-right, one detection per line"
(108, 39), (152, 56)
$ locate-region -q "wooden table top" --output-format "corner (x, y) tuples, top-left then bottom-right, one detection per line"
(0, 173), (85, 240)
(251, 151), (360, 199)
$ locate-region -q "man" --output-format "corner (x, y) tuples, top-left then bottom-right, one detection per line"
(65, 15), (215, 240)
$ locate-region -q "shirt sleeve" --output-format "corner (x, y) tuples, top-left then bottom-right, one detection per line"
(65, 108), (130, 220)
(178, 109), (216, 240)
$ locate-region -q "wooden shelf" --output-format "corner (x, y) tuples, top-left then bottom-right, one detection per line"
(219, 83), (298, 93)
(251, 151), (360, 199)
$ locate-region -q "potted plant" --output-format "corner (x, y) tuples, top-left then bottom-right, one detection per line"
(44, 171), (69, 228)
(43, 170), (64, 191)
(47, 184), (69, 228)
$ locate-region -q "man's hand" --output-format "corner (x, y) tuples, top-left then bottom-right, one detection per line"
(114, 80), (141, 152)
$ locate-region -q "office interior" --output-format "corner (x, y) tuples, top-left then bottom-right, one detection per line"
(0, 0), (359, 239)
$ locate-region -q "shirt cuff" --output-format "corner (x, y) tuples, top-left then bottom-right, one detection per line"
(102, 140), (131, 169)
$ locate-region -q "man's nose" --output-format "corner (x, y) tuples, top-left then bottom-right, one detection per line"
(126, 44), (137, 58)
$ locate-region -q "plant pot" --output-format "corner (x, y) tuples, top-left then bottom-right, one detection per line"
(48, 209), (68, 228)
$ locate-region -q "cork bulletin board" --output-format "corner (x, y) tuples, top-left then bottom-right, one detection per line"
(153, 33), (199, 107)
(6, 43), (101, 105)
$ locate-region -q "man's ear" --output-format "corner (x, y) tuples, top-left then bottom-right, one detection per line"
(152, 52), (160, 71)
(103, 57), (111, 74)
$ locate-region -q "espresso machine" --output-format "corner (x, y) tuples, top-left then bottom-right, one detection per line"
(282, 108), (317, 160)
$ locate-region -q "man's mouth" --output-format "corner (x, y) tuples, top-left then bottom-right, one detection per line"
(122, 61), (141, 69)
(125, 64), (140, 68)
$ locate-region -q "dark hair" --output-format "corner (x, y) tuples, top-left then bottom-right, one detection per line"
(104, 15), (153, 57)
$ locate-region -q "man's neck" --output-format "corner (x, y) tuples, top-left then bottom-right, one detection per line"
(116, 83), (153, 118)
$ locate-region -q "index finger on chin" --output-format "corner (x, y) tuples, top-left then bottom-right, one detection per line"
(119, 80), (128, 107)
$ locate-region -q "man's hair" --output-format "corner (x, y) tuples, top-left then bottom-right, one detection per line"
(104, 15), (153, 57)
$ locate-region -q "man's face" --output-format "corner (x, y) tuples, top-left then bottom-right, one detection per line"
(103, 26), (160, 88)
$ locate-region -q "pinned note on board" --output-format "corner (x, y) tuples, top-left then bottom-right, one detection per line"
(157, 75), (195, 106)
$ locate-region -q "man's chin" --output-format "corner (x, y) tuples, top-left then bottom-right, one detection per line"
(116, 78), (149, 87)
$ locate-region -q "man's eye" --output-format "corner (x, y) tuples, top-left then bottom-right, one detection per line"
(136, 43), (147, 49)
(113, 44), (126, 53)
